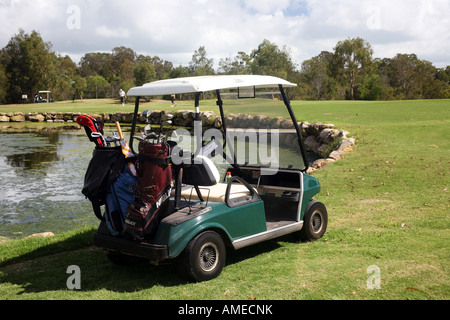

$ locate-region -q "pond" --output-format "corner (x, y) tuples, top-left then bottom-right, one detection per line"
(0, 123), (98, 238)
(0, 123), (317, 239)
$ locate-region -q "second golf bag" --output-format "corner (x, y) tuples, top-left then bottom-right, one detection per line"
(123, 141), (174, 239)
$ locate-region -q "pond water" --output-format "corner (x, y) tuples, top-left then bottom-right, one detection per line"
(0, 123), (316, 239)
(0, 124), (99, 238)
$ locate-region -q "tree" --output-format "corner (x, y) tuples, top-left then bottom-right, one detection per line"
(218, 52), (251, 75)
(134, 57), (157, 86)
(332, 37), (373, 100)
(78, 52), (113, 80)
(170, 65), (190, 79)
(151, 56), (173, 80)
(71, 74), (86, 101)
(118, 58), (134, 84)
(300, 52), (335, 100)
(189, 46), (214, 76)
(111, 46), (136, 70)
(52, 55), (78, 101)
(0, 29), (58, 103)
(357, 73), (383, 100)
(86, 75), (110, 99)
(0, 63), (7, 104)
(250, 39), (297, 80)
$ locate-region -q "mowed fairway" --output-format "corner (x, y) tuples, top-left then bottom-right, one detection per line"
(0, 99), (449, 300)
(288, 99), (449, 299)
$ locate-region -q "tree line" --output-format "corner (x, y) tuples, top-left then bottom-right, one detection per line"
(0, 29), (449, 104)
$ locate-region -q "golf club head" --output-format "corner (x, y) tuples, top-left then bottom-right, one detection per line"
(142, 110), (152, 123)
(145, 132), (158, 140)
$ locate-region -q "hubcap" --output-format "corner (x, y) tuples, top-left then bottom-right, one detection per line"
(199, 242), (219, 272)
(311, 210), (324, 233)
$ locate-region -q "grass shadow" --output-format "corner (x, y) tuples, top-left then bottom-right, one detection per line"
(0, 228), (288, 296)
(0, 229), (185, 295)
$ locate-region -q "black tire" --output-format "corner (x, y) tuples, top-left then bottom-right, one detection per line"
(299, 200), (328, 241)
(179, 231), (226, 282)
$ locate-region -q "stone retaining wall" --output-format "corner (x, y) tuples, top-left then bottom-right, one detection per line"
(0, 110), (355, 172)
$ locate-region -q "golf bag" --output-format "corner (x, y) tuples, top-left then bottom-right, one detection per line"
(123, 141), (174, 239)
(82, 146), (125, 221)
(104, 165), (138, 236)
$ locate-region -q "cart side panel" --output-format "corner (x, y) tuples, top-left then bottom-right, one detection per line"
(163, 201), (267, 258)
(300, 174), (321, 220)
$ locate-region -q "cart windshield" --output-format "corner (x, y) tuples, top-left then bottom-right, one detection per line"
(170, 87), (307, 176)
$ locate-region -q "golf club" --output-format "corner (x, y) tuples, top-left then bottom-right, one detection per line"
(91, 132), (107, 147)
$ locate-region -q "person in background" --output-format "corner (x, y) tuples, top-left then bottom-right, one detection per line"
(119, 89), (127, 106)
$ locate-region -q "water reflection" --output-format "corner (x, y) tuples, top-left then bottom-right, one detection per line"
(0, 126), (81, 169)
(0, 124), (99, 238)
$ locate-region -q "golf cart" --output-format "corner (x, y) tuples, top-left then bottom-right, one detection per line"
(35, 91), (53, 103)
(91, 75), (328, 282)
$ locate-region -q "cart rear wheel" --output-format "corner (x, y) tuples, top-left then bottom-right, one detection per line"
(299, 200), (328, 241)
(179, 231), (226, 282)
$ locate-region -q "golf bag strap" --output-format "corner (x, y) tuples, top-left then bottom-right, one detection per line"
(138, 154), (171, 166)
(92, 203), (105, 221)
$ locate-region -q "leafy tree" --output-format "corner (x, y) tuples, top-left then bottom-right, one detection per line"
(170, 65), (190, 79)
(118, 58), (134, 84)
(0, 29), (58, 103)
(357, 73), (383, 100)
(300, 52), (335, 100)
(189, 46), (214, 76)
(52, 55), (78, 101)
(71, 74), (86, 101)
(151, 56), (173, 80)
(250, 39), (297, 80)
(218, 52), (251, 75)
(86, 75), (110, 99)
(111, 46), (136, 70)
(78, 52), (113, 80)
(0, 63), (7, 104)
(134, 57), (157, 86)
(332, 37), (373, 100)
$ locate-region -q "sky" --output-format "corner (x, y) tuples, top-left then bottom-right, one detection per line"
(0, 0), (449, 69)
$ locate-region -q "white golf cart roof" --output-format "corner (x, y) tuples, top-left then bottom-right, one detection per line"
(127, 75), (296, 97)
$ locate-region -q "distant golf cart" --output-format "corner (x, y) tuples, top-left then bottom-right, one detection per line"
(92, 75), (328, 282)
(35, 91), (54, 103)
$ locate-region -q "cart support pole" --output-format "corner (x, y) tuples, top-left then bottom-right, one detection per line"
(279, 85), (309, 172)
(216, 90), (240, 173)
(129, 96), (141, 154)
(194, 92), (201, 121)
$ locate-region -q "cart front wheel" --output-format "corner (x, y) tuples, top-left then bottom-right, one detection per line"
(299, 200), (328, 241)
(179, 231), (226, 282)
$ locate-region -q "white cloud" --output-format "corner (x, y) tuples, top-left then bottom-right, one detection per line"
(0, 0), (448, 68)
(95, 26), (129, 39)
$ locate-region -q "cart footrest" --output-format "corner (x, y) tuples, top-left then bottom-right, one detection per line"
(93, 232), (169, 263)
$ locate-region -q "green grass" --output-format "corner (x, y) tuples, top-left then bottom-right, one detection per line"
(0, 98), (192, 114)
(0, 98), (449, 300)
